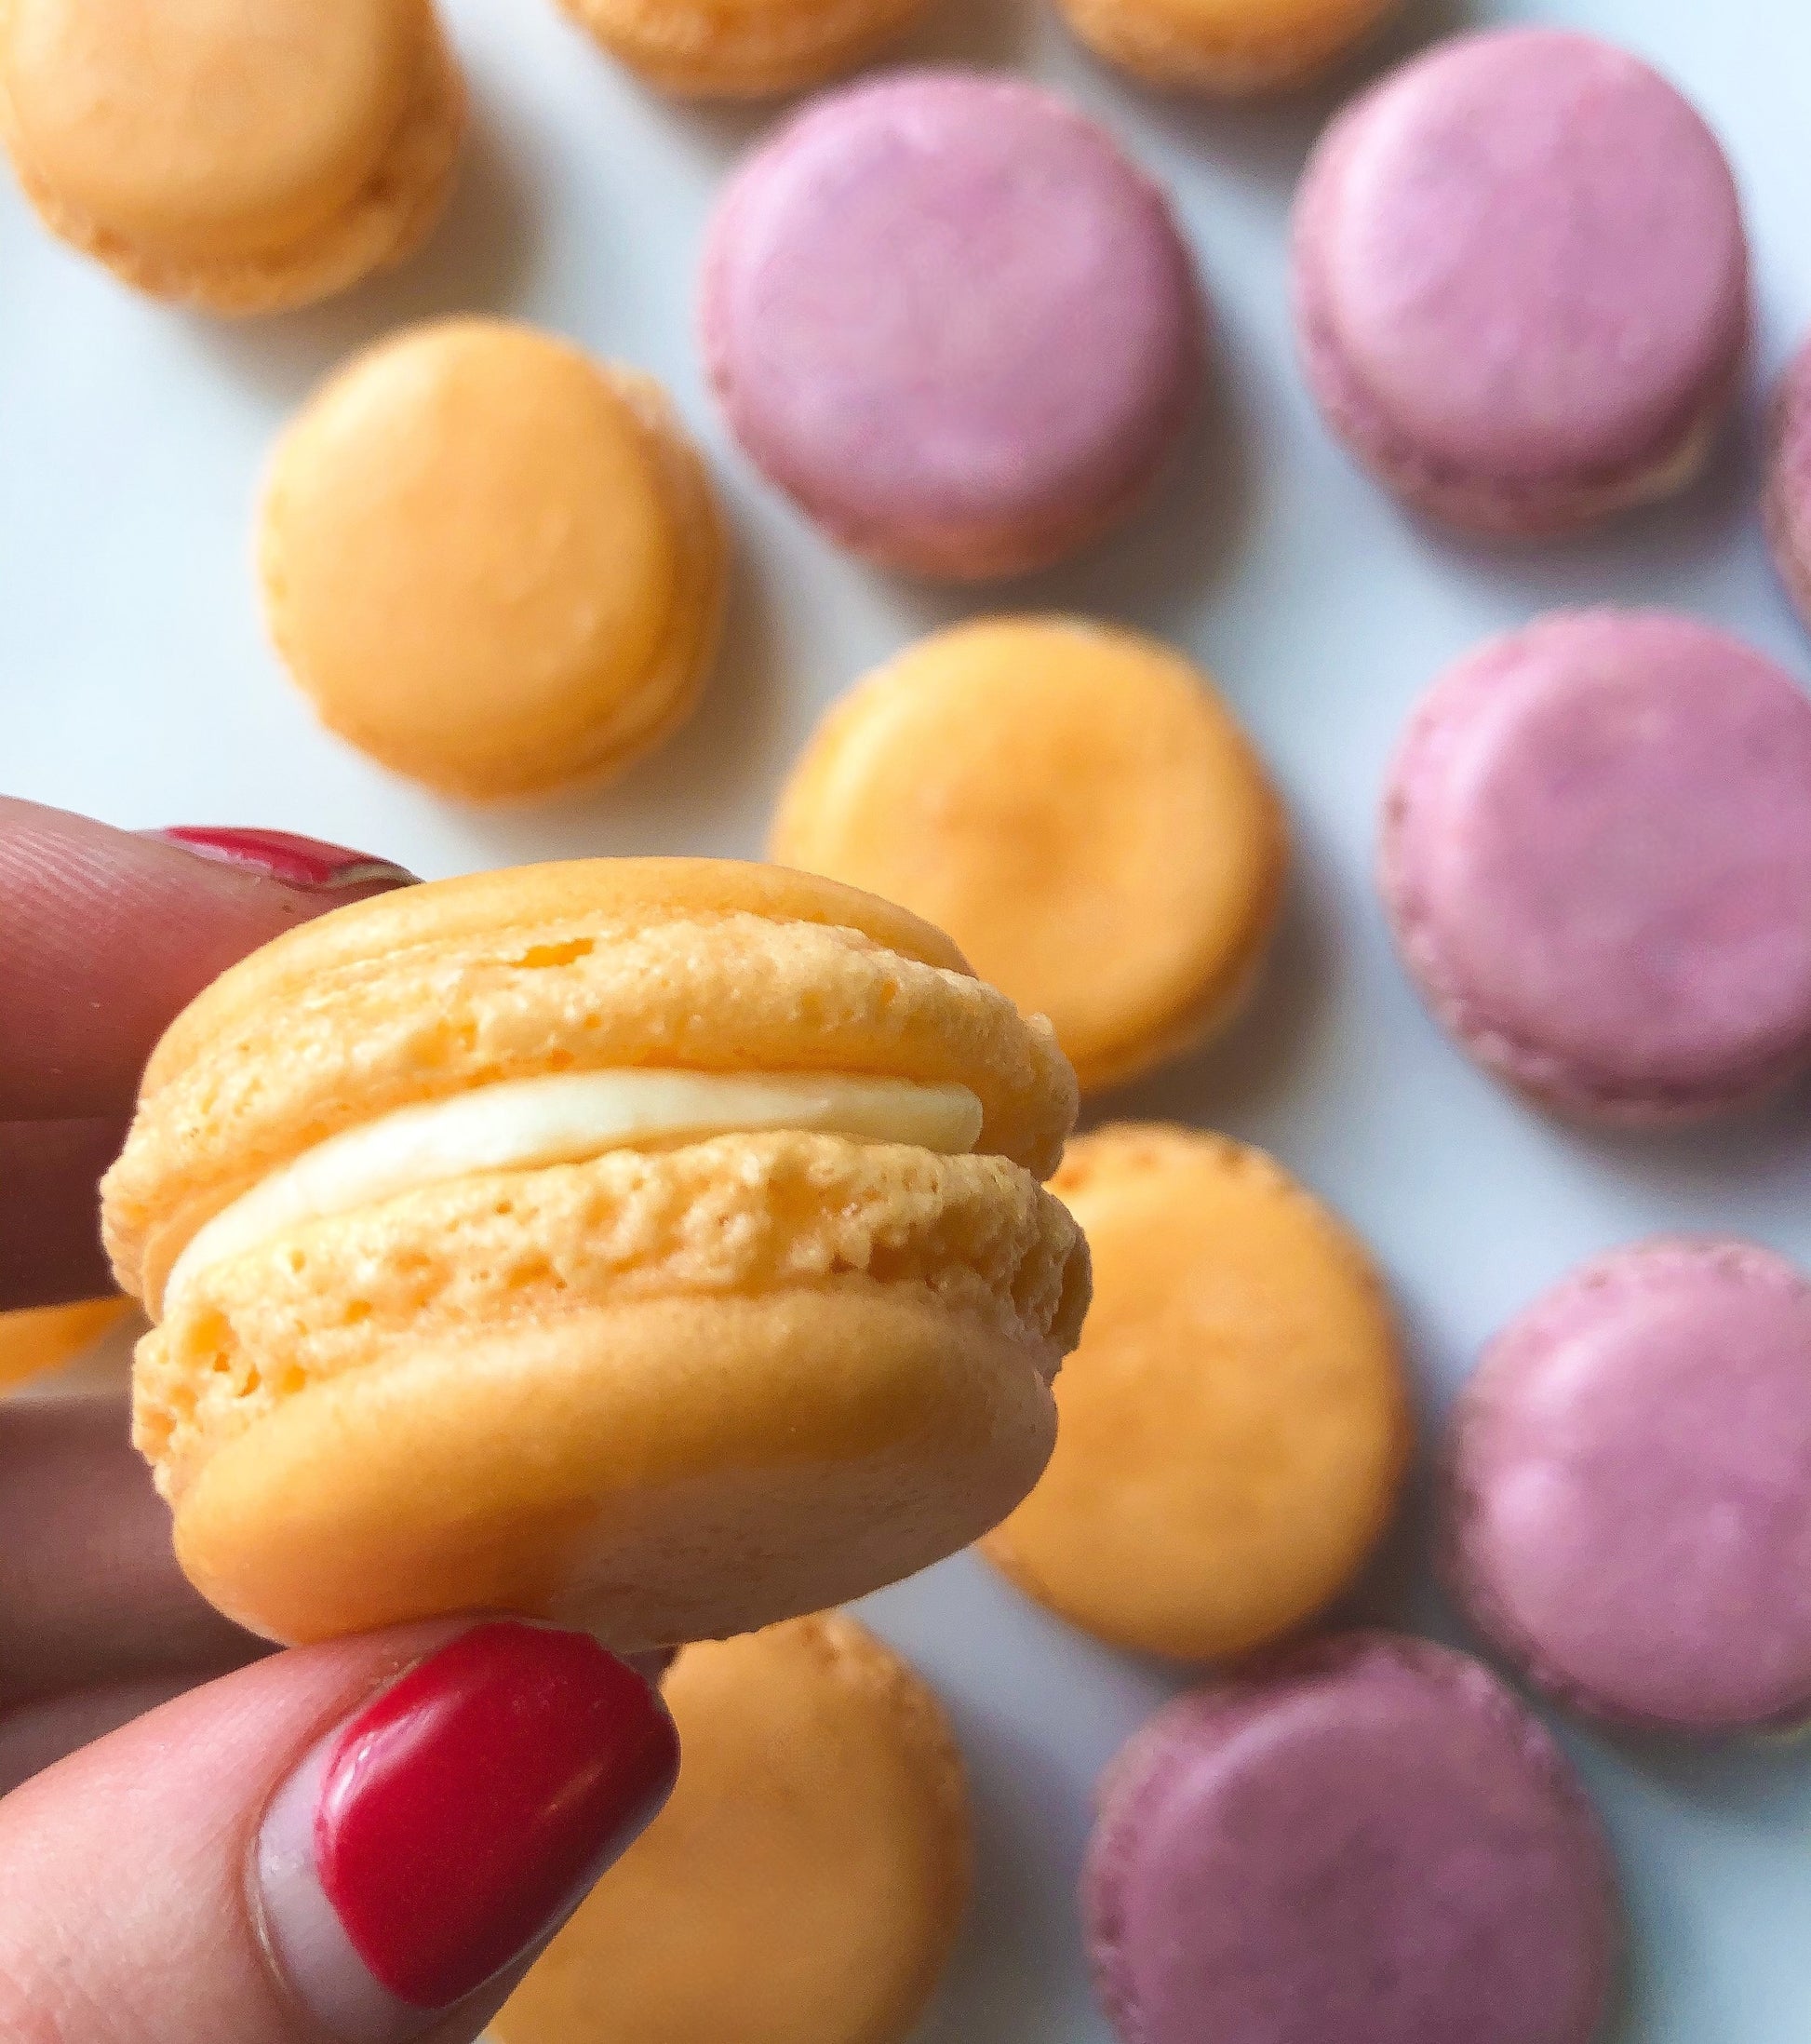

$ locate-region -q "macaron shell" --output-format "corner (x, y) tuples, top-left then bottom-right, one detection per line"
(102, 862), (1077, 1305)
(982, 1126), (1407, 1661)
(0, 1298), (130, 1392)
(163, 1278), (1066, 1648)
(701, 73), (1202, 578)
(1765, 338), (1811, 633)
(1381, 612), (1811, 1120)
(495, 1615), (970, 2044)
(1444, 1239), (1811, 1736)
(1293, 30), (1746, 532)
(259, 322), (727, 800)
(771, 620), (1285, 1094)
(0, 0), (465, 311)
(1085, 1634), (1619, 2044)
(1056, 0), (1401, 94)
(557, 0), (930, 96)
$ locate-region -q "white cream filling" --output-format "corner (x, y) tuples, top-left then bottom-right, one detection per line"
(165, 1069), (985, 1306)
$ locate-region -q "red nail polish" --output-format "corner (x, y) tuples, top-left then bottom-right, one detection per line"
(151, 827), (417, 892)
(315, 1622), (678, 2010)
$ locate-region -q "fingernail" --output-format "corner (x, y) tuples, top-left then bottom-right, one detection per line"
(149, 827), (417, 892)
(256, 1622), (678, 2041)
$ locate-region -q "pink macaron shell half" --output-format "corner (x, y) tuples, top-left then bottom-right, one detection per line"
(1292, 30), (1748, 536)
(1444, 1240), (1811, 1739)
(1380, 611), (1811, 1122)
(1765, 337), (1811, 634)
(699, 70), (1204, 580)
(1084, 1633), (1618, 2044)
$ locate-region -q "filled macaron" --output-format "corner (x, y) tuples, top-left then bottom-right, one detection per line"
(1380, 610), (1811, 1122)
(771, 619), (1285, 1094)
(258, 320), (727, 802)
(1445, 1239), (1811, 1740)
(0, 1298), (129, 1393)
(0, 0), (465, 313)
(1293, 30), (1747, 534)
(702, 72), (1203, 579)
(496, 1614), (970, 2044)
(982, 1126), (1409, 1661)
(100, 858), (1090, 1651)
(1085, 1634), (1620, 2044)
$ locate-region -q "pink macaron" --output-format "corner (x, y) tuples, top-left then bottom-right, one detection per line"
(1444, 1239), (1811, 1740)
(1765, 335), (1811, 635)
(1380, 610), (1811, 1122)
(1292, 29), (1748, 536)
(699, 70), (1204, 581)
(1085, 1633), (1619, 2044)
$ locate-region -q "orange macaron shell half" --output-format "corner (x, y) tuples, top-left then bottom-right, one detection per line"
(101, 859), (1087, 1652)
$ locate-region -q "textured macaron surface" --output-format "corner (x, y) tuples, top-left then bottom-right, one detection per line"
(102, 859), (1078, 1309)
(1294, 30), (1746, 518)
(496, 1614), (970, 2044)
(1382, 611), (1811, 1116)
(1446, 1239), (1811, 1735)
(702, 72), (1201, 572)
(1085, 1634), (1619, 2044)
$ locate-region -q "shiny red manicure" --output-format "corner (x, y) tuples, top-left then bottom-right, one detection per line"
(258, 1623), (678, 2034)
(151, 827), (417, 892)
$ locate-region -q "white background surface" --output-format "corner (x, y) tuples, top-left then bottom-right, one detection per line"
(7, 0), (1811, 2037)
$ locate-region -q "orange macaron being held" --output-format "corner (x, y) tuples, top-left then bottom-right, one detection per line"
(100, 859), (1089, 1653)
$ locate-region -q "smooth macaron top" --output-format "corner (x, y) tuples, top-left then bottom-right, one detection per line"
(495, 1614), (970, 2044)
(0, 0), (429, 262)
(1381, 610), (1811, 1119)
(1445, 1239), (1811, 1737)
(1294, 29), (1747, 523)
(701, 71), (1202, 577)
(1765, 338), (1811, 627)
(1085, 1633), (1619, 2044)
(259, 320), (724, 800)
(982, 1126), (1407, 1661)
(101, 858), (1079, 1307)
(771, 619), (1284, 1093)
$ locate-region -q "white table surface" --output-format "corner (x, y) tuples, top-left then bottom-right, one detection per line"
(7, 0), (1811, 2036)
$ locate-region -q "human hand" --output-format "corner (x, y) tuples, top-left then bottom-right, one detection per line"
(0, 800), (678, 2044)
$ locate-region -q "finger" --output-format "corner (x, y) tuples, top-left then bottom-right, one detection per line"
(0, 1620), (679, 2044)
(0, 1119), (126, 1310)
(0, 1391), (260, 1709)
(0, 802), (415, 1123)
(0, 1674), (200, 1798)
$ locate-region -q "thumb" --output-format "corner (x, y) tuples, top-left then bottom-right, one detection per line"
(0, 1620), (677, 2044)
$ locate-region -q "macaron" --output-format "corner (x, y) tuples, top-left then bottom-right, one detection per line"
(258, 320), (728, 802)
(1292, 30), (1748, 535)
(1764, 334), (1811, 636)
(495, 1613), (970, 2044)
(0, 0), (465, 314)
(555, 0), (931, 97)
(1085, 1634), (1620, 2044)
(771, 620), (1285, 1095)
(99, 858), (1089, 1651)
(1056, 0), (1401, 96)
(0, 1298), (129, 1393)
(701, 73), (1203, 580)
(1381, 610), (1811, 1122)
(1445, 1239), (1811, 1740)
(982, 1126), (1408, 1662)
